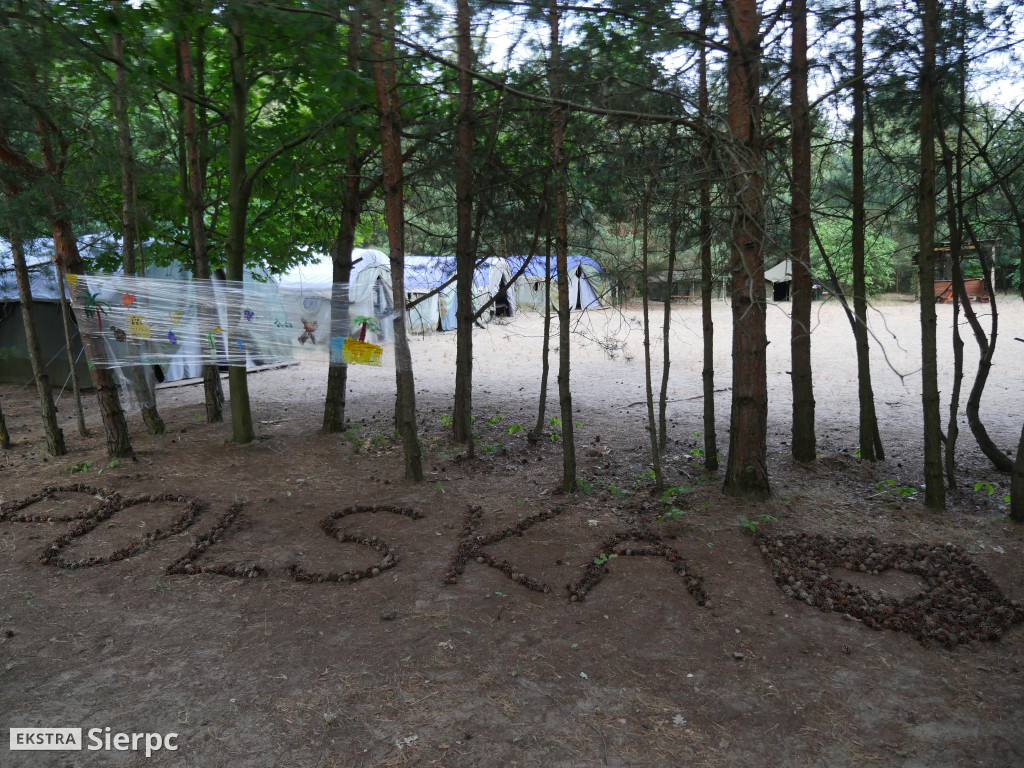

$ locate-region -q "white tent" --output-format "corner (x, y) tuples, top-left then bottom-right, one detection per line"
(509, 255), (610, 310)
(276, 248), (395, 350)
(404, 255), (452, 334)
(439, 256), (516, 331)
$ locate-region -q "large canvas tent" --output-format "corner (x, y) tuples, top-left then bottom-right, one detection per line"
(405, 255), (452, 334)
(764, 259), (793, 301)
(509, 254), (611, 310)
(0, 239), (92, 386)
(276, 248), (396, 345)
(438, 256), (516, 331)
(278, 251), (519, 338)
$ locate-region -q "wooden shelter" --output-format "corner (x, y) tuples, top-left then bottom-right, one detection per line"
(914, 241), (997, 303)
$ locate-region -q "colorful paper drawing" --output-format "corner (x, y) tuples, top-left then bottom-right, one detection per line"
(342, 338), (383, 367)
(207, 331), (216, 350)
(121, 292), (136, 307)
(298, 317), (318, 345)
(236, 338), (244, 351)
(167, 331), (178, 345)
(243, 308), (255, 322)
(274, 318), (293, 329)
(169, 310), (183, 325)
(65, 274), (79, 286)
(112, 326), (127, 342)
(81, 291), (111, 330)
(127, 315), (152, 339)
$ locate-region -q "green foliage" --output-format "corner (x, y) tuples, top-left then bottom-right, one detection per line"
(814, 217), (898, 295)
(741, 514), (777, 534)
(593, 552), (618, 566)
(508, 424), (525, 435)
(875, 480), (917, 498)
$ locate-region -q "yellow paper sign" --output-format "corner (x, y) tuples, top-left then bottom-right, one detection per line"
(342, 338), (383, 367)
(127, 315), (152, 339)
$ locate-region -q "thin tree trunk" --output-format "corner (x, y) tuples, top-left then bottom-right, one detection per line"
(658, 129), (678, 454)
(53, 219), (134, 459)
(918, 0), (945, 509)
(699, 0), (719, 472)
(323, 5), (363, 434)
(548, 0), (577, 492)
(529, 230), (553, 445)
(113, 3), (136, 279)
(10, 229), (66, 456)
(25, 104), (133, 458)
(1012, 409), (1024, 522)
(851, 0), (883, 462)
(641, 185), (663, 491)
(371, 0), (422, 481)
(55, 261), (88, 437)
(960, 218), (1013, 473)
(789, 0), (815, 462)
(723, 0), (769, 501)
(178, 9), (224, 423)
(452, 0), (475, 454)
(941, 36), (968, 490)
(113, 0), (165, 436)
(942, 158), (965, 489)
(225, 11), (255, 445)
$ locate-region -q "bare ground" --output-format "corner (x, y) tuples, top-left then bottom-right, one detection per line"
(1, 298), (1023, 767)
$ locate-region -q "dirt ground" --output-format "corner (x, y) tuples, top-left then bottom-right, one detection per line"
(1, 298), (1023, 767)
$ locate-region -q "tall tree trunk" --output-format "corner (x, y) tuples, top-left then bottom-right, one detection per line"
(789, 0), (815, 462)
(723, 0), (769, 500)
(371, 0), (423, 481)
(658, 143), (678, 454)
(452, 0), (475, 455)
(641, 184), (663, 491)
(960, 218), (1013, 473)
(113, 2), (136, 279)
(178, 9), (224, 424)
(323, 5), (363, 434)
(548, 0), (577, 492)
(55, 261), (88, 437)
(851, 0), (883, 462)
(113, 0), (165, 436)
(942, 158), (965, 489)
(529, 230), (553, 445)
(10, 229), (66, 456)
(699, 0), (719, 471)
(941, 32), (968, 490)
(225, 11), (255, 444)
(26, 106), (133, 459)
(53, 218), (134, 459)
(918, 0), (945, 509)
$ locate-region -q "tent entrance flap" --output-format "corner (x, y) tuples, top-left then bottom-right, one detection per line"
(495, 276), (511, 317)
